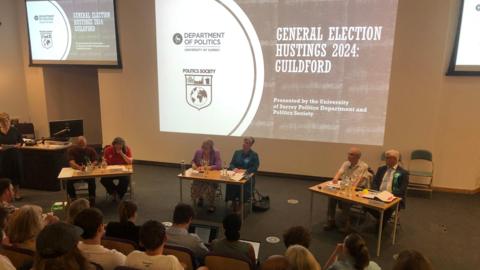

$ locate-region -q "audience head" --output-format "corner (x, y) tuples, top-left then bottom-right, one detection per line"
(112, 137), (127, 154)
(172, 203), (194, 225)
(385, 149), (400, 167)
(393, 250), (433, 270)
(347, 147), (362, 165)
(0, 112), (10, 129)
(66, 198), (90, 224)
(76, 136), (88, 148)
(285, 244), (321, 270)
(139, 220), (166, 251)
(34, 222), (93, 270)
(74, 208), (104, 240)
(6, 205), (44, 245)
(201, 138), (214, 153)
(118, 200), (137, 223)
(343, 233), (370, 270)
(222, 213), (242, 241)
(243, 136), (255, 151)
(283, 226), (311, 248)
(0, 178), (14, 203)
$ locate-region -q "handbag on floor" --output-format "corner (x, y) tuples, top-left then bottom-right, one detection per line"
(252, 190), (270, 212)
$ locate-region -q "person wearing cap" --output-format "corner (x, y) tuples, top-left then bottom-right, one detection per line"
(33, 222), (96, 270)
(126, 220), (183, 270)
(370, 149), (409, 224)
(74, 208), (126, 270)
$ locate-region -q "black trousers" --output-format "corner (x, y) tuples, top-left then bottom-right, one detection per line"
(0, 148), (24, 186)
(66, 178), (96, 199)
(326, 198), (352, 222)
(367, 207), (396, 226)
(100, 176), (130, 198)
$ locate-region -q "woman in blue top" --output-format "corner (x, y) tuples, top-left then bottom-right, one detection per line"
(225, 137), (259, 210)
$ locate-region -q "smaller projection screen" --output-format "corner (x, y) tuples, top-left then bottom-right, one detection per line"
(25, 0), (121, 67)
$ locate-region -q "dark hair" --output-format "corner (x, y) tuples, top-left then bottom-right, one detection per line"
(393, 250), (433, 270)
(139, 220), (166, 251)
(118, 200), (137, 223)
(283, 226), (311, 248)
(0, 178), (11, 195)
(222, 214), (241, 241)
(74, 208), (103, 240)
(173, 203), (194, 224)
(112, 137), (127, 154)
(344, 233), (370, 270)
(33, 246), (94, 270)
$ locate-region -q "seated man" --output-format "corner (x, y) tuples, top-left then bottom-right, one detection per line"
(324, 147), (372, 231)
(126, 220), (183, 270)
(166, 203), (209, 263)
(0, 178), (15, 214)
(66, 136), (98, 205)
(74, 208), (126, 270)
(370, 149), (409, 225)
(100, 137), (133, 201)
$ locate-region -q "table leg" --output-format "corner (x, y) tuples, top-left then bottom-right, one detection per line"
(240, 184), (244, 221)
(250, 178), (253, 214)
(309, 191), (314, 228)
(392, 202), (400, 244)
(62, 179), (69, 204)
(376, 210), (384, 257)
(179, 178), (183, 202)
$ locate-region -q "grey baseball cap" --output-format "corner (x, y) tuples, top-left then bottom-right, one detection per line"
(36, 222), (83, 259)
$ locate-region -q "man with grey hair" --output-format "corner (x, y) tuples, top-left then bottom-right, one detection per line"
(370, 149), (409, 224)
(324, 147), (372, 231)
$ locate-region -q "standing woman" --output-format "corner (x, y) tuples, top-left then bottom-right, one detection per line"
(191, 139), (222, 213)
(0, 113), (23, 200)
(225, 137), (259, 210)
(101, 137), (133, 200)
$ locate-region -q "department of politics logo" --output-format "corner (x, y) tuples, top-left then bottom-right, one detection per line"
(173, 33), (183, 45)
(185, 75), (212, 110)
(40, 31), (53, 49)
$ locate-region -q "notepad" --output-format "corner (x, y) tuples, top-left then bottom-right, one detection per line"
(360, 190), (395, 202)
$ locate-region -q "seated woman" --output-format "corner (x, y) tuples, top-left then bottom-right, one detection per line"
(191, 139), (221, 213)
(0, 112), (24, 200)
(225, 137), (259, 211)
(285, 245), (321, 270)
(324, 233), (380, 270)
(5, 205), (58, 251)
(211, 213), (255, 264)
(105, 200), (140, 245)
(100, 137), (133, 201)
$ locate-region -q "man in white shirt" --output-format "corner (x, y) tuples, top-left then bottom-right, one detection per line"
(324, 147), (372, 231)
(127, 220), (184, 270)
(74, 208), (126, 270)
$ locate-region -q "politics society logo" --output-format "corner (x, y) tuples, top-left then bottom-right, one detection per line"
(185, 75), (212, 110)
(40, 31), (53, 49)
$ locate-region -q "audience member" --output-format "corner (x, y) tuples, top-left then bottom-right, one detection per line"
(212, 213), (255, 264)
(0, 112), (24, 200)
(101, 137), (133, 200)
(0, 178), (15, 213)
(66, 136), (98, 205)
(324, 147), (371, 232)
(283, 226), (311, 249)
(285, 245), (321, 270)
(393, 250), (432, 270)
(0, 206), (14, 270)
(166, 203), (209, 262)
(74, 208), (126, 270)
(226, 137), (259, 212)
(0, 206), (8, 245)
(66, 198), (90, 224)
(126, 220), (183, 270)
(191, 139), (222, 212)
(106, 200), (140, 245)
(6, 205), (57, 251)
(324, 233), (380, 270)
(32, 222), (96, 270)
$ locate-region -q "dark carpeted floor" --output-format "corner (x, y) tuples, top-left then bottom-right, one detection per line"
(15, 164), (480, 270)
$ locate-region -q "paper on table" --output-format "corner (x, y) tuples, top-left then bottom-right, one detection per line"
(326, 180), (341, 189)
(227, 171), (244, 181)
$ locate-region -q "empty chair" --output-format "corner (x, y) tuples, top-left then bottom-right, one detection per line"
(101, 237), (138, 256)
(164, 245), (197, 270)
(0, 245), (34, 269)
(407, 149), (433, 197)
(205, 252), (254, 270)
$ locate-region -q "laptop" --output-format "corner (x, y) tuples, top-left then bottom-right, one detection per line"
(188, 223), (219, 243)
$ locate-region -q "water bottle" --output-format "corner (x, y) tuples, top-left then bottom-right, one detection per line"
(180, 160), (186, 176)
(222, 161), (227, 176)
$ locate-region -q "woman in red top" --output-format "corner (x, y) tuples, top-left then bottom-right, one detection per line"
(100, 137), (132, 200)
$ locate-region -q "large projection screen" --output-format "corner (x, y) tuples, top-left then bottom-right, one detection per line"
(155, 0), (399, 145)
(25, 0), (121, 67)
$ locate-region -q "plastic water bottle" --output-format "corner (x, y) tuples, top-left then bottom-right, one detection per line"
(180, 160), (186, 176)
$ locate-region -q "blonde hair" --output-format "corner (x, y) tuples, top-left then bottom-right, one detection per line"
(6, 205), (44, 244)
(0, 112), (9, 125)
(66, 199), (90, 224)
(285, 245), (321, 270)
